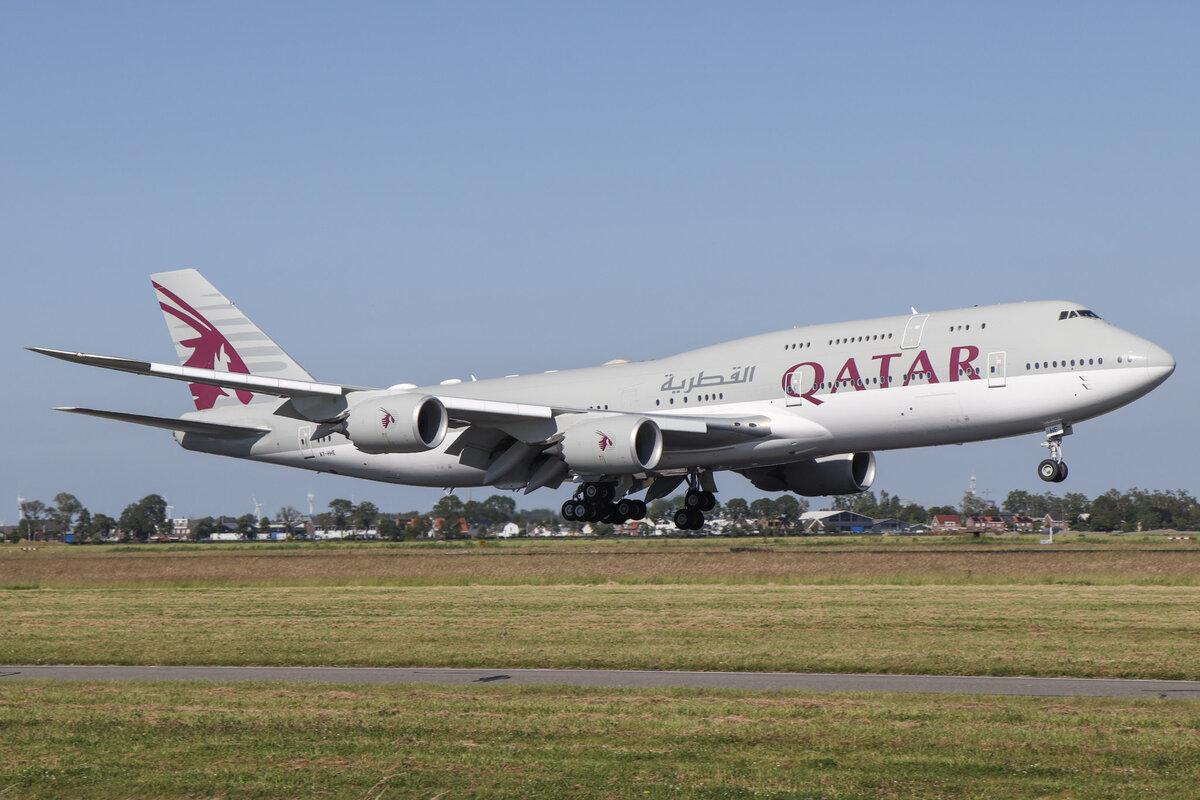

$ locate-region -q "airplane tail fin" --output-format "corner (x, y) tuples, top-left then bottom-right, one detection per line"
(151, 269), (316, 411)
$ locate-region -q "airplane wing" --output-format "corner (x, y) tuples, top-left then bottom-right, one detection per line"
(54, 407), (271, 438)
(436, 394), (773, 441)
(30, 347), (773, 441)
(28, 347), (371, 399)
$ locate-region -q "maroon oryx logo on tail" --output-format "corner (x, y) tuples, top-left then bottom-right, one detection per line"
(154, 281), (253, 410)
(596, 431), (613, 451)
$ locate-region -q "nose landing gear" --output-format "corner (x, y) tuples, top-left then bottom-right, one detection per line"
(1037, 423), (1073, 483)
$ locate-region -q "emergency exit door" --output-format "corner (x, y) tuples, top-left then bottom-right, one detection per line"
(987, 352), (1006, 387)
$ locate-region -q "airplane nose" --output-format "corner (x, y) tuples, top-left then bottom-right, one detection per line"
(1146, 342), (1176, 375)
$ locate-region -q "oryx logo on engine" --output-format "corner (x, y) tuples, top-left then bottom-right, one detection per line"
(596, 431), (613, 451)
(381, 409), (396, 429)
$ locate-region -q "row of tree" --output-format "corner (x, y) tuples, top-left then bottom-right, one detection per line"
(10, 485), (1200, 543)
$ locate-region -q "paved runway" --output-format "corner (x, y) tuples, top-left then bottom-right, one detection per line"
(3, 665), (1198, 698)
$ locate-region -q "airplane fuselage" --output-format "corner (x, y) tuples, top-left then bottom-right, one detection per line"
(180, 300), (1174, 489)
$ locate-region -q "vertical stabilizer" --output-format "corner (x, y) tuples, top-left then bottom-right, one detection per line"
(151, 269), (316, 411)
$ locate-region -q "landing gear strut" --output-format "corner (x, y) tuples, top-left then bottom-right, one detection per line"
(1037, 423), (1072, 483)
(561, 482), (647, 525)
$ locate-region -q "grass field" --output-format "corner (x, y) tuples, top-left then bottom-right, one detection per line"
(3, 536), (1200, 798)
(2, 681), (1199, 800)
(3, 584), (1200, 678)
(5, 534), (1200, 589)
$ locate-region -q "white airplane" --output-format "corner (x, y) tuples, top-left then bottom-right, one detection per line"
(33, 270), (1174, 529)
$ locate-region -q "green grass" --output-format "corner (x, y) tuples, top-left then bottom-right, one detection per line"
(1, 681), (1198, 799)
(4, 584), (1199, 679)
(5, 539), (1200, 798)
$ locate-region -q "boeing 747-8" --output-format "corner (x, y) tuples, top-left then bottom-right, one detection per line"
(32, 270), (1175, 529)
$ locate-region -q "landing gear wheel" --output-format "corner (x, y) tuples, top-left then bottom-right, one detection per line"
(561, 501), (578, 521)
(615, 499), (634, 519)
(683, 488), (716, 512)
(583, 483), (613, 502)
(629, 500), (647, 520)
(1038, 424), (1072, 484)
(674, 508), (704, 530)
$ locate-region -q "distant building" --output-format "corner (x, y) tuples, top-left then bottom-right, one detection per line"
(932, 514), (961, 531)
(1000, 514), (1035, 531)
(871, 518), (910, 534)
(801, 510), (875, 534)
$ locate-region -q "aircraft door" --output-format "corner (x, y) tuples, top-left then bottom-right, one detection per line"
(987, 352), (1007, 388)
(901, 314), (929, 349)
(784, 362), (818, 407)
(299, 425), (316, 459)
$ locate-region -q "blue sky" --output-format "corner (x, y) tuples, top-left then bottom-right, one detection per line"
(3, 2), (1196, 522)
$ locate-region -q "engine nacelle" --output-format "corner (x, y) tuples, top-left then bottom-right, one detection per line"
(560, 416), (663, 475)
(346, 393), (448, 454)
(744, 452), (876, 496)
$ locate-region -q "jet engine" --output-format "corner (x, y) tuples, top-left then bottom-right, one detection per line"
(559, 416), (663, 475)
(742, 452), (876, 496)
(345, 393), (448, 454)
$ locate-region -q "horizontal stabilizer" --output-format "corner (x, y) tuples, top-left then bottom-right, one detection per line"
(54, 407), (271, 438)
(29, 347), (371, 400)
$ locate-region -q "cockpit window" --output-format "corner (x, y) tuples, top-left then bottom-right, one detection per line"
(1059, 309), (1101, 320)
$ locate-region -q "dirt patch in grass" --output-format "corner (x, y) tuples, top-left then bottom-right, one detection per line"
(5, 540), (1200, 588)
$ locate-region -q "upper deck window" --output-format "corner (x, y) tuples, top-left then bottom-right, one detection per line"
(1059, 309), (1101, 320)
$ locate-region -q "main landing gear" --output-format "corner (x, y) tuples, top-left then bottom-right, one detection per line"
(1037, 423), (1073, 483)
(673, 477), (716, 531)
(561, 482), (647, 525)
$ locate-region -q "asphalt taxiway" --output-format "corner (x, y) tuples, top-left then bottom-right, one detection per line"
(3, 665), (1199, 698)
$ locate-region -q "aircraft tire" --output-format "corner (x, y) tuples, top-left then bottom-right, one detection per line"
(1037, 459), (1060, 482)
(561, 501), (578, 521)
(698, 491), (716, 512)
(1054, 461), (1069, 482)
(630, 500), (647, 520)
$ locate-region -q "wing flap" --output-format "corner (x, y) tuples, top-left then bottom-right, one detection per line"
(54, 407), (271, 438)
